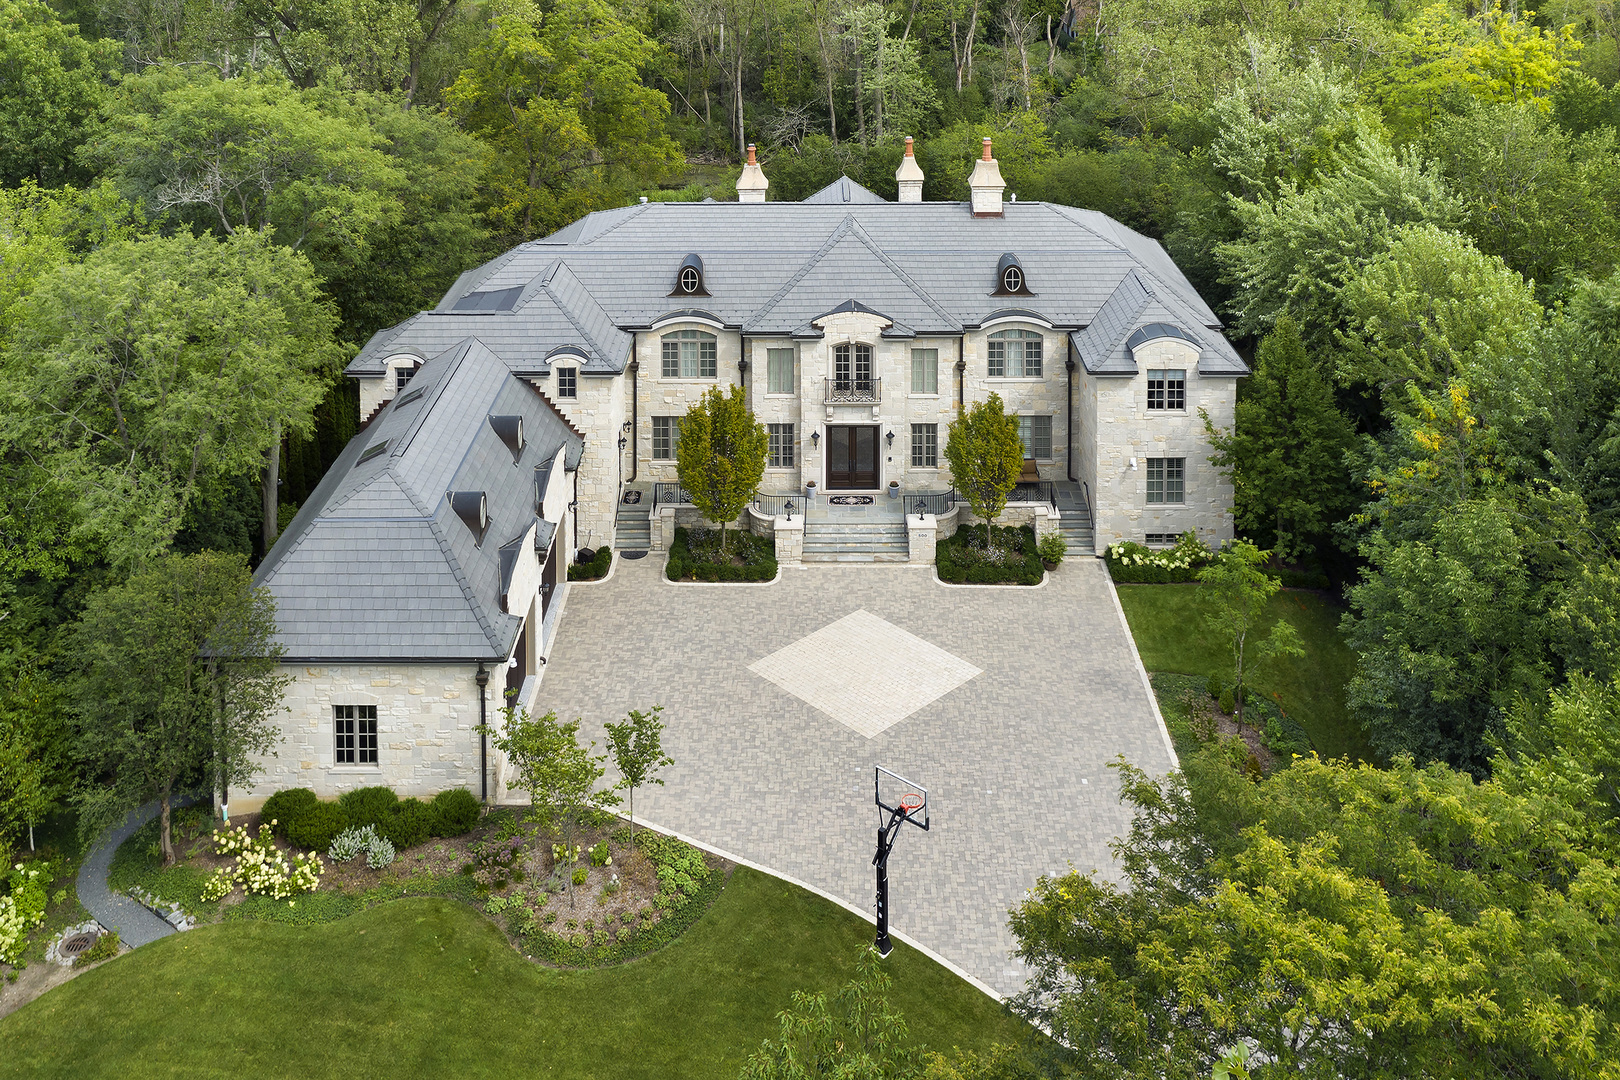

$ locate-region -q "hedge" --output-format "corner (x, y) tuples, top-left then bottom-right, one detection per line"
(568, 546), (613, 581)
(936, 524), (1043, 585)
(666, 527), (777, 582)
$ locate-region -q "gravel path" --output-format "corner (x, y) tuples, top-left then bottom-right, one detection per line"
(75, 799), (197, 948)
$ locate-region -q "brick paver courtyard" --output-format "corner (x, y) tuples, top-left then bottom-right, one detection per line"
(536, 556), (1176, 998)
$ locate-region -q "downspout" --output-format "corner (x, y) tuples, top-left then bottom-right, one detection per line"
(572, 467), (579, 551)
(1065, 354), (1077, 483)
(739, 336), (750, 406)
(475, 663), (489, 803)
(955, 336), (966, 413)
(627, 358), (639, 482)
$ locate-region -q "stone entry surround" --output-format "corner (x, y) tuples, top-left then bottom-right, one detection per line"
(535, 558), (1176, 997)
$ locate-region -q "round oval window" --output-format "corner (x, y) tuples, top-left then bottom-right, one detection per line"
(680, 266), (700, 293)
(1002, 266), (1023, 293)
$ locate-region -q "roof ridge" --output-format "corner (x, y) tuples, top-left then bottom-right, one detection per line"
(524, 381), (588, 441)
(749, 215), (857, 326)
(578, 200), (655, 245)
(391, 339), (476, 460)
(843, 218), (959, 329)
(542, 262), (617, 363)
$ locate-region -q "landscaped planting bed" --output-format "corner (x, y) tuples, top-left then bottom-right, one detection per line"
(1103, 532), (1213, 583)
(936, 523), (1043, 584)
(568, 545), (613, 581)
(665, 526), (776, 582)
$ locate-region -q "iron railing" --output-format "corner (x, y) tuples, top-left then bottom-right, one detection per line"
(909, 488), (957, 517)
(1009, 480), (1056, 509)
(823, 377), (881, 404)
(752, 492), (800, 518)
(651, 482), (691, 511)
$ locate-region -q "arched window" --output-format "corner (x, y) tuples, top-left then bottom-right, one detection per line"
(670, 254), (708, 296)
(661, 329), (717, 378)
(988, 329), (1043, 378)
(1002, 264), (1023, 293)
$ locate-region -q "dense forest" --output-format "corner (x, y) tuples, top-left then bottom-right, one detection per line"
(5, 0), (1620, 1069)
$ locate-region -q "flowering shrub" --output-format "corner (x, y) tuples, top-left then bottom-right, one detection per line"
(588, 841), (612, 867)
(0, 862), (50, 965)
(1105, 532), (1213, 583)
(203, 823), (323, 902)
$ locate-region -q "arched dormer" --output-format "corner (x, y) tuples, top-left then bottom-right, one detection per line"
(670, 254), (710, 297)
(993, 253), (1032, 296)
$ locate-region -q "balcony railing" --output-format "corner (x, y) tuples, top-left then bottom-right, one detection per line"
(1009, 480), (1056, 510)
(824, 377), (881, 404)
(752, 492), (800, 518)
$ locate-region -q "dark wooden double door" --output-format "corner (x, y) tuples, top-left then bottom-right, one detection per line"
(826, 425), (879, 489)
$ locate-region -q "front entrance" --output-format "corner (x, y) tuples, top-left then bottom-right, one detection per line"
(826, 425), (879, 489)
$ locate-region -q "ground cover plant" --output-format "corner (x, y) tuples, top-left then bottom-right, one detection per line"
(1118, 583), (1369, 762)
(0, 870), (1032, 1079)
(936, 523), (1043, 585)
(666, 526), (777, 582)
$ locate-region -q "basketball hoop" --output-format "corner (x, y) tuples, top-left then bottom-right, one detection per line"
(899, 793), (924, 818)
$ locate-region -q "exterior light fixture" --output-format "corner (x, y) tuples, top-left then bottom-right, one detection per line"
(885, 430), (895, 447)
(916, 500), (926, 521)
(618, 434), (627, 450)
(785, 500), (795, 521)
(811, 430), (820, 448)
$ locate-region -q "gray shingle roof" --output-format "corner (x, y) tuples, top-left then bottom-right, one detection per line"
(804, 176), (888, 203)
(257, 339), (584, 662)
(346, 198), (1242, 380)
(1070, 271), (1246, 376)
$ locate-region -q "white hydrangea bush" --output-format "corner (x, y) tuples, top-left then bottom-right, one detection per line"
(0, 863), (49, 965)
(202, 823), (323, 902)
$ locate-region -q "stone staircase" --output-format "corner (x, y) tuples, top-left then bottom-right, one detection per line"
(614, 495), (651, 552)
(801, 520), (910, 563)
(1054, 482), (1096, 557)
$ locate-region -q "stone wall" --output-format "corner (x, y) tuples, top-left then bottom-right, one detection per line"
(237, 662), (496, 810)
(536, 365), (624, 556)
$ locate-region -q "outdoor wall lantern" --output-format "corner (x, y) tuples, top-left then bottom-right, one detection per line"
(785, 500), (795, 521)
(811, 430), (820, 448)
(885, 430), (895, 447)
(618, 434), (627, 450)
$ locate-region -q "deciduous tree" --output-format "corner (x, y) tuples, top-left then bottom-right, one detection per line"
(604, 704), (672, 844)
(676, 385), (768, 553)
(0, 0), (116, 187)
(944, 392), (1024, 554)
(1197, 539), (1303, 728)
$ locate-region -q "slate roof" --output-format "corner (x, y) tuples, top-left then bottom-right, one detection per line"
(1069, 270), (1246, 377)
(347, 197), (1243, 380)
(256, 339), (584, 662)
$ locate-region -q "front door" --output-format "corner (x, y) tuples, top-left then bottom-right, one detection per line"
(826, 425), (878, 489)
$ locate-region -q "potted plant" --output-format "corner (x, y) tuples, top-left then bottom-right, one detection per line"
(1037, 532), (1067, 570)
(888, 480), (900, 499)
(805, 480), (817, 503)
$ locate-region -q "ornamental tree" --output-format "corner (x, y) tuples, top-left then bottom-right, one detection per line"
(604, 704), (672, 844)
(676, 384), (768, 554)
(486, 705), (618, 906)
(944, 392), (1024, 554)
(68, 552), (288, 865)
(1197, 539), (1303, 728)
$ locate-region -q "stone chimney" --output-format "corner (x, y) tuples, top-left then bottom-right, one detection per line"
(969, 137), (1005, 217)
(737, 144), (768, 203)
(896, 136), (924, 203)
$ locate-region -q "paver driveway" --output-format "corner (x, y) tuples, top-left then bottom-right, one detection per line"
(537, 555), (1176, 998)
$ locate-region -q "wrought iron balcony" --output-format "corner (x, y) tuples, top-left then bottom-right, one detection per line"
(824, 377), (881, 404)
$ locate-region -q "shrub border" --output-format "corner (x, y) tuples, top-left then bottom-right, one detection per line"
(934, 524), (1045, 586)
(663, 526), (779, 585)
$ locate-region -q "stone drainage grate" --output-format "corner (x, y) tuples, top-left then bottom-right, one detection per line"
(59, 933), (97, 956)
(47, 922), (105, 966)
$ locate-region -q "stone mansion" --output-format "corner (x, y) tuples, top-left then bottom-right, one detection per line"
(242, 138), (1245, 807)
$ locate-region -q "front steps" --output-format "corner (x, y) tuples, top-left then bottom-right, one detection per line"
(615, 496), (651, 552)
(801, 521), (910, 563)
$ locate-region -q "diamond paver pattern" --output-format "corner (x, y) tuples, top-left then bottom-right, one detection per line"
(538, 558), (1175, 997)
(749, 609), (983, 738)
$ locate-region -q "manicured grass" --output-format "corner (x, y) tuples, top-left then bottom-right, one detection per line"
(0, 867), (1031, 1079)
(1117, 584), (1373, 763)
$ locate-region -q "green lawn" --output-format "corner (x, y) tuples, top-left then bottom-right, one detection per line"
(0, 867), (1030, 1079)
(1117, 584), (1372, 762)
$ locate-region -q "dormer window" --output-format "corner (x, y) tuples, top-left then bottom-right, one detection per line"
(994, 253), (1032, 296)
(448, 490), (490, 546)
(671, 254), (709, 297)
(394, 362), (419, 392)
(488, 415), (525, 462)
(557, 367), (577, 398)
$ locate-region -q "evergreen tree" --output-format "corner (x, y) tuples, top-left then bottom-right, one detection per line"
(1204, 318), (1357, 560)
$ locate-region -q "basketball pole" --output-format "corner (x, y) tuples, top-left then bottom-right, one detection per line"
(872, 805), (907, 957)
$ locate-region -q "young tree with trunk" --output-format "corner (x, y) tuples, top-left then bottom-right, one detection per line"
(944, 392), (1024, 554)
(676, 384), (768, 553)
(604, 705), (673, 843)
(487, 705), (618, 907)
(68, 552), (288, 865)
(1197, 539), (1303, 729)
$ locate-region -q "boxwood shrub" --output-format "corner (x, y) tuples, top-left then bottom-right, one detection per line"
(666, 526), (776, 582)
(285, 802), (347, 852)
(259, 788), (318, 838)
(338, 786), (399, 830)
(568, 545), (613, 581)
(430, 788), (481, 836)
(936, 524), (1043, 585)
(382, 799), (436, 851)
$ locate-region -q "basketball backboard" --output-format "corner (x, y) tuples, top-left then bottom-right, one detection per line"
(875, 766), (929, 831)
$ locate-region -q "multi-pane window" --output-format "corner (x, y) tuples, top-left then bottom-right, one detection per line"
(1146, 457), (1185, 504)
(988, 329), (1043, 378)
(833, 343), (874, 390)
(1144, 533), (1180, 546)
(1147, 369), (1186, 411)
(335, 705), (378, 765)
(911, 424), (938, 468)
(768, 423), (795, 468)
(660, 329), (717, 378)
(557, 367), (577, 399)
(394, 366), (415, 392)
(766, 348), (795, 394)
(652, 416), (676, 460)
(911, 348), (938, 394)
(1018, 415), (1053, 459)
